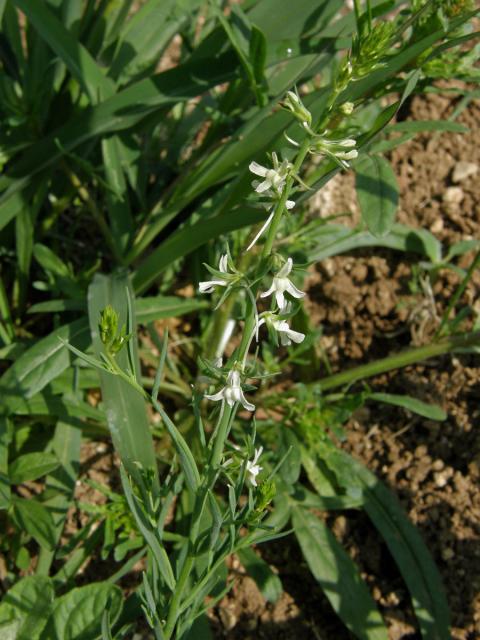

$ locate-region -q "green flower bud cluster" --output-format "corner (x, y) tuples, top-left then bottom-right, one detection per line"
(351, 22), (395, 79)
(248, 479), (276, 523)
(99, 305), (131, 354)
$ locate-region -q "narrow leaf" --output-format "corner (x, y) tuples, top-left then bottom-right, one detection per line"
(368, 392), (447, 421)
(292, 506), (388, 640)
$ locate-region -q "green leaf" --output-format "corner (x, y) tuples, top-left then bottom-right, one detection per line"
(119, 466), (176, 592)
(133, 209), (265, 293)
(306, 223), (442, 264)
(317, 440), (451, 640)
(11, 497), (57, 550)
(237, 547), (283, 603)
(36, 419), (82, 575)
(292, 506), (388, 640)
(27, 300), (87, 314)
(88, 273), (157, 479)
(45, 582), (123, 640)
(0, 417), (10, 509)
(11, 0), (114, 103)
(136, 295), (208, 324)
(0, 51), (237, 218)
(0, 576), (54, 640)
(368, 392), (447, 421)
(355, 155), (399, 237)
(278, 428), (301, 486)
(33, 244), (71, 278)
(9, 452), (60, 484)
(152, 397), (200, 494)
(0, 319), (90, 414)
(387, 120), (469, 134)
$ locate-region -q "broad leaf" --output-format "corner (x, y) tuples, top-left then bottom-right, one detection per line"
(355, 155), (399, 237)
(0, 576), (54, 640)
(237, 547), (283, 603)
(9, 452), (60, 484)
(11, 497), (57, 550)
(45, 582), (123, 640)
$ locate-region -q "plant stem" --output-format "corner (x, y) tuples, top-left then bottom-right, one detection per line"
(435, 249), (480, 338)
(316, 331), (480, 391)
(366, 0), (373, 32)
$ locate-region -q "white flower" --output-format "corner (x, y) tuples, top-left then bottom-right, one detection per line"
(198, 254), (229, 293)
(246, 199), (295, 252)
(260, 257), (305, 311)
(246, 447), (263, 487)
(249, 152), (292, 195)
(255, 311), (305, 347)
(271, 319), (305, 346)
(205, 369), (255, 412)
(310, 135), (358, 168)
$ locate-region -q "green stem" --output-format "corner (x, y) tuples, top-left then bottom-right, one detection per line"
(163, 403), (233, 639)
(316, 331), (480, 392)
(366, 0), (372, 33)
(353, 0), (362, 33)
(435, 249), (480, 338)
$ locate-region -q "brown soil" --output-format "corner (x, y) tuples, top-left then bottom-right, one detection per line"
(209, 91), (480, 639)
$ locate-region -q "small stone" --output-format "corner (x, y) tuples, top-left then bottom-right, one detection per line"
(218, 606), (237, 631)
(434, 472), (448, 488)
(443, 186), (464, 205)
(432, 459), (445, 471)
(430, 217), (444, 234)
(452, 161), (478, 183)
(442, 548), (454, 561)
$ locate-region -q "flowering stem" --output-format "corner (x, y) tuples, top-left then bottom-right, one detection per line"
(236, 138), (311, 364)
(261, 138), (311, 259)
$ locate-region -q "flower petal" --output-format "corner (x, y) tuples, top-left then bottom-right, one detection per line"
(277, 257), (293, 278)
(205, 389), (225, 402)
(260, 283), (276, 299)
(249, 161), (268, 177)
(246, 211), (275, 251)
(239, 389), (255, 412)
(255, 179), (272, 193)
(287, 328), (305, 344)
(219, 254), (228, 272)
(275, 289), (286, 311)
(285, 280), (306, 299)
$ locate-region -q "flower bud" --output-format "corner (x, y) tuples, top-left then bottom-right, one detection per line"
(282, 90), (312, 128)
(340, 101), (354, 115)
(99, 305), (118, 346)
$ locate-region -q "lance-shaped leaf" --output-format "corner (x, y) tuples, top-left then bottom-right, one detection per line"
(88, 272), (157, 480)
(292, 506), (388, 640)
